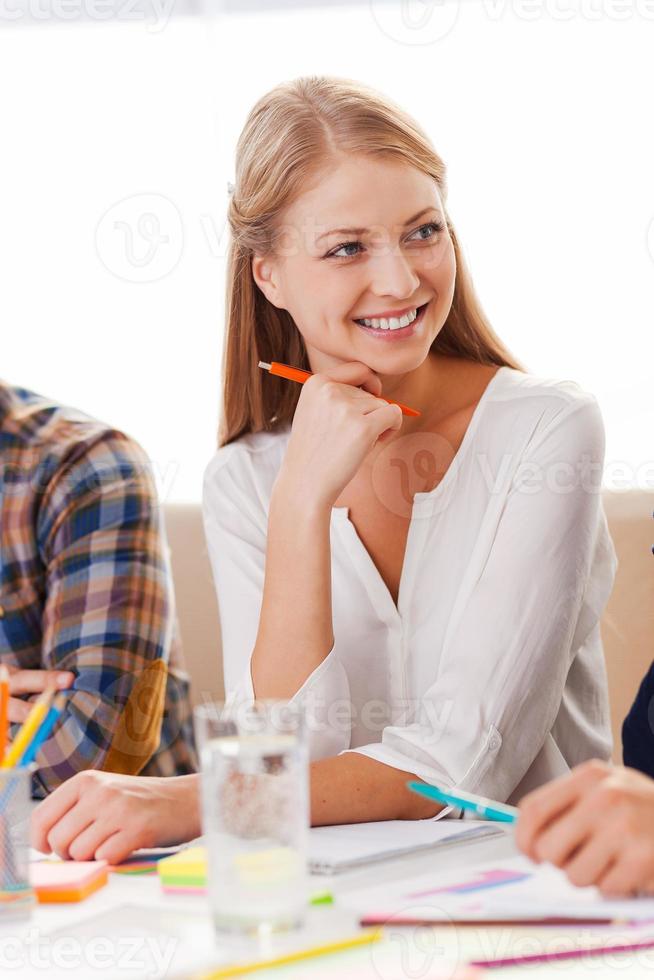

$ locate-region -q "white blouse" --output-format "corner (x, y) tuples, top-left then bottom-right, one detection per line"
(202, 367), (617, 807)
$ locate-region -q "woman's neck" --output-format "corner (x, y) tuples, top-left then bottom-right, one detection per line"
(376, 352), (445, 425)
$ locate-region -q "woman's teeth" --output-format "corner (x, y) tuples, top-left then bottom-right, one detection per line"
(355, 307), (419, 331)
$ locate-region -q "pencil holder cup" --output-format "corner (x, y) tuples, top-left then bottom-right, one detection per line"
(0, 766), (35, 921)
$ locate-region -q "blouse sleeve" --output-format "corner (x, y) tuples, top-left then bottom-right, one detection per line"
(202, 450), (352, 760)
(341, 392), (617, 803)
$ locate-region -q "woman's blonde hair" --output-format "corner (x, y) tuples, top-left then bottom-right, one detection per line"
(219, 75), (522, 447)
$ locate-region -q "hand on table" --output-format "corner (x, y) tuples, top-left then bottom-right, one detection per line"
(516, 759), (654, 897)
(31, 770), (201, 865)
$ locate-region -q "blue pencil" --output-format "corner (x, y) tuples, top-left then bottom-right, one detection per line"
(407, 781), (518, 823)
(19, 692), (67, 766)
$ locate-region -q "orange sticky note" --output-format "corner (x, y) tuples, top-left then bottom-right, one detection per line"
(30, 860), (108, 903)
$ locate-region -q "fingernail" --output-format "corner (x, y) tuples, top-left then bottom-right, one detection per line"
(57, 674), (72, 688)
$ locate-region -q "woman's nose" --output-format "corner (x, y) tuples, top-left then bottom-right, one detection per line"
(368, 246), (421, 299)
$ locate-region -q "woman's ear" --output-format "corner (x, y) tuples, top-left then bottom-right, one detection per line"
(251, 253), (286, 310)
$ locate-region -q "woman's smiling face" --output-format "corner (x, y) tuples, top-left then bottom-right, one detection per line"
(251, 155), (456, 376)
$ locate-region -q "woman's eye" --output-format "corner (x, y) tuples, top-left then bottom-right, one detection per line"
(327, 221), (444, 260)
(330, 241), (362, 259)
(408, 221), (444, 242)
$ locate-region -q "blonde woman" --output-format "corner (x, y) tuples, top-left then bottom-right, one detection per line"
(32, 76), (617, 862)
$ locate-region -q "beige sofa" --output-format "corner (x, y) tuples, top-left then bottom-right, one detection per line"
(165, 491), (654, 764)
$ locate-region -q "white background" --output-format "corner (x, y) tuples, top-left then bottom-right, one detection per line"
(2, 0), (653, 500)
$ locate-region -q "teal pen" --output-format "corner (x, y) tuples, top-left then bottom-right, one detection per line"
(407, 781), (518, 823)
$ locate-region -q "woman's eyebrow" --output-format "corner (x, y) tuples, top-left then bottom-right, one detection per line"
(315, 206), (439, 244)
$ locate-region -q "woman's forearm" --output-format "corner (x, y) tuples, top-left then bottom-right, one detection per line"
(310, 753), (444, 824)
(250, 473), (335, 698)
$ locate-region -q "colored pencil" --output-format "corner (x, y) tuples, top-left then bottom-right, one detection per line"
(1, 688), (55, 770)
(471, 934), (654, 969)
(258, 360), (420, 417)
(194, 928), (382, 979)
(360, 914), (616, 927)
(19, 692), (67, 766)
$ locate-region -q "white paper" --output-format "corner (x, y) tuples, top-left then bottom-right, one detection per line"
(308, 818), (504, 873)
(340, 854), (654, 923)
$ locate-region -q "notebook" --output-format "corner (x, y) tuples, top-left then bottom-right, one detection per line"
(154, 821), (504, 890)
(308, 818), (505, 874)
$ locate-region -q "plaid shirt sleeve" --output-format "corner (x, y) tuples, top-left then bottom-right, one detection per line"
(26, 431), (178, 794)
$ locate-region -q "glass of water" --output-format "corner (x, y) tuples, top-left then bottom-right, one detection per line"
(194, 699), (309, 939)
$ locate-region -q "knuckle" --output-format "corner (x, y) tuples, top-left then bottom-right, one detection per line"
(566, 865), (588, 888)
(565, 864), (583, 887)
(581, 759), (610, 780)
(68, 837), (93, 862)
(76, 770), (102, 796)
(47, 829), (68, 858)
(521, 794), (545, 820)
(535, 837), (559, 865)
(319, 379), (337, 399)
(95, 786), (116, 809)
(77, 769), (97, 788)
(597, 782), (623, 808)
(303, 373), (322, 392)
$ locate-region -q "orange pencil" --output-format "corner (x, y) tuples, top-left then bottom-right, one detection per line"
(258, 360), (420, 417)
(0, 664), (9, 765)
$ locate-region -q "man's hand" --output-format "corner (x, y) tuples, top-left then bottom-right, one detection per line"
(6, 665), (74, 722)
(31, 770), (201, 865)
(516, 760), (654, 897)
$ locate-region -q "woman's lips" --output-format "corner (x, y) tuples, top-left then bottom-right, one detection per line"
(353, 302), (429, 340)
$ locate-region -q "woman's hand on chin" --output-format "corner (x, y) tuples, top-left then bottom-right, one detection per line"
(30, 770), (201, 865)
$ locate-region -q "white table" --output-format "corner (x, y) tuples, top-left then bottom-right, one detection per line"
(4, 825), (654, 979)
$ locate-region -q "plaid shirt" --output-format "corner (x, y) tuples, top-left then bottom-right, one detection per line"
(0, 381), (197, 796)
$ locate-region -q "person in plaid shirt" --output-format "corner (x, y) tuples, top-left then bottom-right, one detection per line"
(0, 380), (196, 796)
